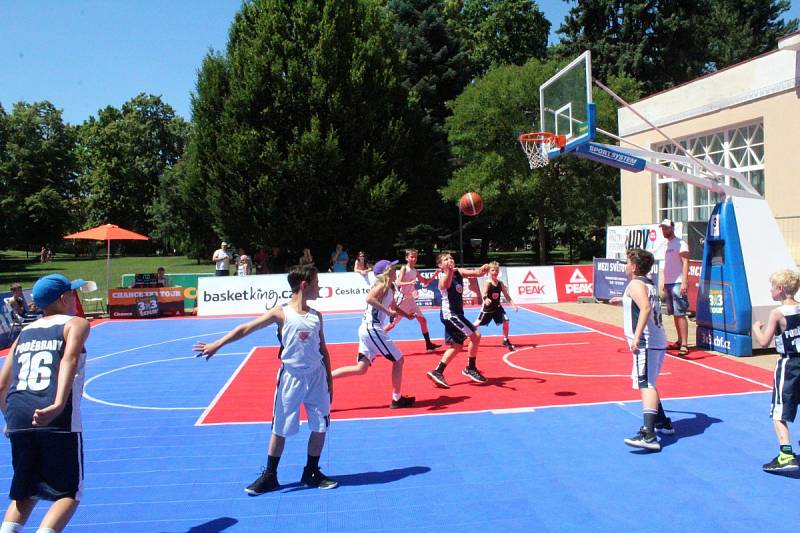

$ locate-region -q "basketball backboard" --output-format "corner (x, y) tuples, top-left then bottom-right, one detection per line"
(539, 51), (596, 158)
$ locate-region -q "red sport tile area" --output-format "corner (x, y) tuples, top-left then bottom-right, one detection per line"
(198, 307), (774, 425)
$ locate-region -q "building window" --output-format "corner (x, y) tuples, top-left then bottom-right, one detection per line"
(654, 122), (764, 223)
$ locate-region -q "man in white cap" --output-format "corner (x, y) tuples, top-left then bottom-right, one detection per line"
(0, 274), (90, 533)
(212, 241), (232, 276)
(659, 219), (690, 355)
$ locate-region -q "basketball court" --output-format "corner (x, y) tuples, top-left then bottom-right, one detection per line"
(1, 304), (796, 532)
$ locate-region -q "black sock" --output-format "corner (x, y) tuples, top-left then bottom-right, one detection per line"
(643, 410), (657, 433)
(656, 401), (667, 422)
(307, 454), (320, 469)
(423, 332), (432, 343)
(435, 362), (447, 373)
(468, 357), (477, 370)
(267, 455), (280, 474)
(781, 444), (794, 455)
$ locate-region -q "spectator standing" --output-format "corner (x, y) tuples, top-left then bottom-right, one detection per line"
(269, 247), (287, 274)
(254, 247), (269, 274)
(330, 243), (348, 273)
(156, 267), (170, 287)
(237, 248), (253, 276)
(353, 251), (370, 276)
(658, 219), (690, 355)
(212, 241), (232, 276)
(299, 248), (315, 267)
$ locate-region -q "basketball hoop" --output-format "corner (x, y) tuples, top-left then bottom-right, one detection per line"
(518, 132), (566, 169)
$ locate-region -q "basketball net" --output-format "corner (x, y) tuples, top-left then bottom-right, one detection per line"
(518, 132), (564, 169)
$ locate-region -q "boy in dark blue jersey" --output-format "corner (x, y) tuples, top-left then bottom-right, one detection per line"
(752, 269), (800, 473)
(426, 253), (489, 388)
(0, 274), (90, 533)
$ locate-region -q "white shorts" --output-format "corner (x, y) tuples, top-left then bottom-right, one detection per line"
(357, 323), (402, 363)
(631, 348), (666, 389)
(272, 365), (330, 437)
(395, 290), (419, 316)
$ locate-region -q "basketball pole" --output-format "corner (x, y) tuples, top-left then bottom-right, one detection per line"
(459, 208), (464, 265)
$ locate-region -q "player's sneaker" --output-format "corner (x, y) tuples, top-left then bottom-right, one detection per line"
(426, 343), (441, 352)
(390, 395), (416, 409)
(301, 466), (338, 489)
(427, 370), (450, 388)
(245, 469), (279, 496)
(655, 418), (675, 435)
(502, 338), (516, 351)
(762, 453), (800, 473)
(462, 367), (487, 383)
(623, 427), (661, 451)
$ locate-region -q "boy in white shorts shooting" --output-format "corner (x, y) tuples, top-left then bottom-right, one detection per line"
(384, 249), (440, 352)
(332, 259), (416, 409)
(193, 265), (337, 494)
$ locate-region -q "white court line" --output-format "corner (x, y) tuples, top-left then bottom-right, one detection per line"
(195, 346), (258, 426)
(83, 352), (247, 410)
(519, 306), (771, 388)
(501, 344), (669, 378)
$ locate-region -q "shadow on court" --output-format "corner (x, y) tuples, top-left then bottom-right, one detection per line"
(285, 466), (431, 491)
(164, 516), (238, 533)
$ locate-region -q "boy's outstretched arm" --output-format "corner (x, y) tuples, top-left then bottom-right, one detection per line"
(194, 307), (283, 360)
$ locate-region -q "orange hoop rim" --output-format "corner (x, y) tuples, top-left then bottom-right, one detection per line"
(518, 131), (567, 149)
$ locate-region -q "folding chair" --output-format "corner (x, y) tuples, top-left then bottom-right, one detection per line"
(80, 281), (105, 314)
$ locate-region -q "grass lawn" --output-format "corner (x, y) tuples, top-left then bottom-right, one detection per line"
(0, 250), (211, 297)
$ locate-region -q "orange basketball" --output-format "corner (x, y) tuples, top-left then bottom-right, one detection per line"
(459, 192), (483, 216)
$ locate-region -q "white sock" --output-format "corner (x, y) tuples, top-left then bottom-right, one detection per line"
(392, 392), (401, 401)
(0, 522), (22, 533)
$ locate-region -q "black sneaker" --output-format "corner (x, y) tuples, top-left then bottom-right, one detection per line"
(762, 453), (800, 472)
(426, 343), (441, 352)
(655, 418), (675, 435)
(623, 427), (661, 451)
(300, 466), (338, 489)
(244, 469), (279, 496)
(462, 367), (487, 383)
(502, 338), (516, 351)
(390, 395), (415, 409)
(427, 370), (450, 388)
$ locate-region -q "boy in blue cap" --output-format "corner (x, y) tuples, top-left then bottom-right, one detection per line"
(0, 274), (90, 533)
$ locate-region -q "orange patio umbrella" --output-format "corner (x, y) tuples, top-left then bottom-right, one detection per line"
(64, 224), (150, 304)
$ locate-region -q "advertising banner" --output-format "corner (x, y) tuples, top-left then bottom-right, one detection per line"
(605, 223), (684, 260)
(197, 272), (374, 316)
(593, 259), (660, 301)
(554, 265), (594, 302)
(108, 287), (185, 319)
(121, 272), (214, 310)
(687, 260), (702, 314)
(505, 266), (558, 304)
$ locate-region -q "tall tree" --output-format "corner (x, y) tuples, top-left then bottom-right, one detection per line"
(77, 94), (188, 240)
(186, 0), (427, 258)
(444, 58), (641, 263)
(556, 0), (798, 94)
(0, 102), (78, 251)
(448, 0), (550, 78)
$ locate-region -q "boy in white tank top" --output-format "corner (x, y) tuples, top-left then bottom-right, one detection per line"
(331, 259), (416, 409)
(752, 269), (800, 473)
(384, 249), (440, 351)
(609, 249), (672, 452)
(193, 265), (337, 494)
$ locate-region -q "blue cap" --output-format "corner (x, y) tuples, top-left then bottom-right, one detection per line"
(373, 259), (399, 276)
(32, 274), (85, 309)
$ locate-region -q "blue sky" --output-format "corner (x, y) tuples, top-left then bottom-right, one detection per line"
(1, 1), (797, 125)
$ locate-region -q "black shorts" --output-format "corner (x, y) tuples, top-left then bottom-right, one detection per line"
(770, 357), (800, 422)
(477, 307), (508, 326)
(9, 431), (83, 501)
(441, 314), (476, 346)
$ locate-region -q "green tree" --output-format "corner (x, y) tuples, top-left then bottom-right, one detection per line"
(0, 101), (78, 252)
(77, 94), (188, 242)
(186, 0), (427, 259)
(449, 0), (550, 78)
(444, 59), (641, 263)
(556, 0), (798, 94)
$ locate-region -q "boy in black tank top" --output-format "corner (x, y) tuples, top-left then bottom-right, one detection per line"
(473, 261), (519, 350)
(0, 274), (90, 533)
(752, 269), (800, 473)
(426, 253), (489, 388)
